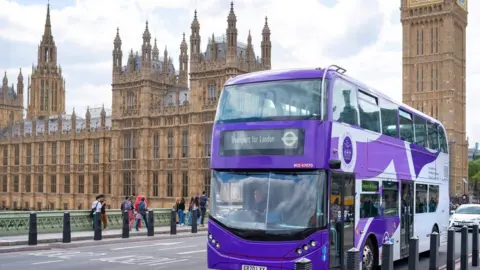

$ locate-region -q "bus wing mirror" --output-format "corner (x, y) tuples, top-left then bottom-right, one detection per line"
(329, 159), (341, 170)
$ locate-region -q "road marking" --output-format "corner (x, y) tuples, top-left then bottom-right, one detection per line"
(148, 259), (188, 266)
(29, 251), (105, 259)
(91, 255), (136, 262)
(32, 260), (64, 265)
(92, 255), (187, 266)
(111, 242), (184, 251)
(177, 249), (206, 255)
(157, 244), (197, 251)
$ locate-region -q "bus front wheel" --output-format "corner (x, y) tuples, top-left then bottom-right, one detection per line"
(363, 237), (378, 270)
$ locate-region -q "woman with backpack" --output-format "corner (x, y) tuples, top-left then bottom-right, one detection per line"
(135, 197), (149, 231)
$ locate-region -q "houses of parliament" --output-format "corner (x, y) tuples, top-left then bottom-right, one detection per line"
(0, 2), (272, 210)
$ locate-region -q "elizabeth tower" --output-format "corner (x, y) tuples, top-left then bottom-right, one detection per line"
(401, 0), (468, 195)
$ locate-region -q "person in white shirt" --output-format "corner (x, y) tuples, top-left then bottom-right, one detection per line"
(91, 195), (105, 230)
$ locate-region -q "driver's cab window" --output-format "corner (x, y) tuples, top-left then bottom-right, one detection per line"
(331, 78), (359, 126)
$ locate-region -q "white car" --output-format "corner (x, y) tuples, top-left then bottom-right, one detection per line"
(449, 204), (480, 229)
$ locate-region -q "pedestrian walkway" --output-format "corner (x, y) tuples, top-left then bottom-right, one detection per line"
(0, 225), (208, 247)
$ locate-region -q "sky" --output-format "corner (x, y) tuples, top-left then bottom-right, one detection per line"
(0, 0), (479, 144)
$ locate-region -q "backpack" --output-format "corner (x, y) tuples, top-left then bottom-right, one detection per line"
(90, 201), (98, 218)
(138, 201), (146, 214)
(200, 195), (208, 208)
(121, 200), (129, 211)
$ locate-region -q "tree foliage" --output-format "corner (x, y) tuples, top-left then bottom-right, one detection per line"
(469, 159), (480, 182)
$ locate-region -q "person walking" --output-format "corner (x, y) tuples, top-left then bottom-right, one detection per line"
(135, 197), (149, 231)
(91, 194), (104, 230)
(121, 196), (135, 230)
(101, 200), (108, 229)
(178, 197), (186, 226)
(200, 191), (209, 227)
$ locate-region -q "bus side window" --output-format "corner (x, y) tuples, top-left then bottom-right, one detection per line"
(381, 181), (399, 216)
(438, 127), (448, 153)
(331, 79), (359, 126)
(413, 115), (427, 148)
(427, 121), (439, 151)
(358, 90), (381, 133)
(415, 184), (428, 213)
(359, 194), (381, 218)
(428, 185), (439, 212)
(380, 99), (399, 138)
(399, 110), (414, 143)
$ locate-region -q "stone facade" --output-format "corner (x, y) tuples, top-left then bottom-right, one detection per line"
(400, 0), (468, 195)
(0, 2), (271, 210)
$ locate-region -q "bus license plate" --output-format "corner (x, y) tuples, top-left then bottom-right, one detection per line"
(242, 265), (267, 270)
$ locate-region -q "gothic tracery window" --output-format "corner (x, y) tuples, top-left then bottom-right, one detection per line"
(126, 91), (136, 110)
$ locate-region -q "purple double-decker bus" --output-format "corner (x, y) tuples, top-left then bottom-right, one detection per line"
(207, 65), (450, 270)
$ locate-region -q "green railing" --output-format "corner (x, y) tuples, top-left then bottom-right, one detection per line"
(0, 208), (206, 236)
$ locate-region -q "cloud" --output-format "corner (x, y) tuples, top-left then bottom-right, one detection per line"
(0, 0), (479, 146)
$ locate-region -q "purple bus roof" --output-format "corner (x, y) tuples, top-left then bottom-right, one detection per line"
(225, 68), (330, 86)
(224, 67), (444, 127)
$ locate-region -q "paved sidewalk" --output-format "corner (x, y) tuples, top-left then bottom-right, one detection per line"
(0, 225), (208, 247)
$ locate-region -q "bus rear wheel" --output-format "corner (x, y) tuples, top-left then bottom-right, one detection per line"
(363, 238), (377, 270)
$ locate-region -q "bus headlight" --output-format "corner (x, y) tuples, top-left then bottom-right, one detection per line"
(208, 233), (213, 240)
(303, 245), (309, 251)
(216, 242), (220, 248)
(296, 248), (302, 255)
(310, 240), (316, 247)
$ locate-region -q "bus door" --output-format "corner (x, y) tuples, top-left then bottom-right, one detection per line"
(329, 172), (355, 270)
(400, 182), (414, 258)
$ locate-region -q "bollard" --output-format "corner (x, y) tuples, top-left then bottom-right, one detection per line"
(461, 226), (468, 270)
(473, 224), (479, 267)
(147, 209), (154, 236)
(381, 242), (393, 270)
(429, 232), (439, 270)
(122, 210), (129, 239)
(346, 247), (360, 270)
(191, 209), (198, 233)
(447, 228), (456, 270)
(408, 236), (419, 270)
(170, 207), (177, 235)
(28, 212), (37, 246)
(294, 258), (312, 270)
(94, 211), (102, 241)
(62, 212), (71, 243)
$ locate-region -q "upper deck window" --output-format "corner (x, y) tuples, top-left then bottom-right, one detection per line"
(331, 79), (358, 126)
(215, 79), (324, 123)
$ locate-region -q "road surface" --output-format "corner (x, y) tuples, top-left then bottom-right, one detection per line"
(0, 230), (477, 270)
(0, 235), (208, 270)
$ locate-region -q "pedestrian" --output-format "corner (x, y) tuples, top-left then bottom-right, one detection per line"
(187, 197), (194, 226)
(90, 194), (104, 230)
(121, 196), (135, 230)
(188, 196), (201, 226)
(134, 194), (148, 229)
(200, 191), (209, 227)
(178, 197), (186, 226)
(101, 199), (108, 229)
(135, 197), (149, 231)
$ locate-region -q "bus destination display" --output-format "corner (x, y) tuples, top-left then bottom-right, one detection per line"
(219, 129), (305, 156)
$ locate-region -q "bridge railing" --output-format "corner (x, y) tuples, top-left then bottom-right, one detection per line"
(0, 208), (204, 236)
